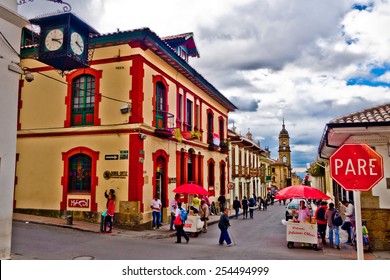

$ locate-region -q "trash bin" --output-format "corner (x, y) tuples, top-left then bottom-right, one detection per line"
(66, 215), (73, 225)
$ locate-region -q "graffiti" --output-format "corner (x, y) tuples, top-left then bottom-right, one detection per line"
(68, 198), (89, 208)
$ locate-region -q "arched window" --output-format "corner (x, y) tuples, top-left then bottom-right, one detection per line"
(68, 154), (92, 192)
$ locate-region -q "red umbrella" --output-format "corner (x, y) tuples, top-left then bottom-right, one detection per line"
(275, 185), (330, 200)
(173, 183), (208, 195)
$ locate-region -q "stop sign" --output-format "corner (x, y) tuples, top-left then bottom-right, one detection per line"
(330, 143), (384, 191)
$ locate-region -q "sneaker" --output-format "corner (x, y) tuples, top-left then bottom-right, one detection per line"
(336, 245), (340, 249)
(227, 243), (233, 247)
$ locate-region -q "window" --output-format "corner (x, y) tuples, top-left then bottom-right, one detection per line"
(207, 110), (214, 143)
(219, 117), (224, 143)
(65, 68), (102, 128)
(208, 160), (215, 187)
(186, 99), (193, 131)
(72, 75), (95, 126)
(68, 154), (91, 192)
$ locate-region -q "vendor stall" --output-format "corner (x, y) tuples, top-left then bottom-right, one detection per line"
(286, 220), (318, 250)
(184, 215), (203, 237)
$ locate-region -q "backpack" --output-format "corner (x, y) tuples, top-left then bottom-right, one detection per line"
(180, 209), (188, 222)
(332, 210), (343, 226)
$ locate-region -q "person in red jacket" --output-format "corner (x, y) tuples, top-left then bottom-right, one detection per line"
(315, 201), (328, 245)
(105, 192), (116, 233)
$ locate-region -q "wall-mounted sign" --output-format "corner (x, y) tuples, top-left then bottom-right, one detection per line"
(169, 177), (176, 184)
(103, 170), (128, 180)
(105, 154), (118, 160)
(68, 198), (89, 208)
(120, 150), (128, 160)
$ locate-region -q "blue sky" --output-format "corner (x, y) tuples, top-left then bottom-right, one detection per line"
(18, 0), (390, 178)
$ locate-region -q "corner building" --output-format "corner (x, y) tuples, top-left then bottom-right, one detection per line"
(17, 21), (236, 228)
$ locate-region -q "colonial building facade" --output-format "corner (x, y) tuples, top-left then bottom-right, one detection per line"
(228, 127), (272, 206)
(17, 15), (236, 228)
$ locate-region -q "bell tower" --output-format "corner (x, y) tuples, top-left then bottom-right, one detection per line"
(278, 119), (291, 166)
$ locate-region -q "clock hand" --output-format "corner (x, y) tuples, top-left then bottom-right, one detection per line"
(76, 41), (82, 50)
(52, 38), (63, 44)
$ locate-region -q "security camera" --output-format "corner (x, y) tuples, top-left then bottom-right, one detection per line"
(25, 72), (34, 82)
(139, 133), (147, 140)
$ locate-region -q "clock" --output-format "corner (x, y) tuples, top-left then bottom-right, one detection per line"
(70, 31), (84, 55)
(44, 28), (64, 51)
(30, 13), (99, 71)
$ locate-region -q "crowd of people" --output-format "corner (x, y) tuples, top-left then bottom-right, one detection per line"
(100, 188), (358, 249)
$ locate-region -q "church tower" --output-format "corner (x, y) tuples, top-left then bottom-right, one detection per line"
(278, 119), (291, 166)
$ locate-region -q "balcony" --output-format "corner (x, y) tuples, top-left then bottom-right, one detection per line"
(153, 110), (175, 138)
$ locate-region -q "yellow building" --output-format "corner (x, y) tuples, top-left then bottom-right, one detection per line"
(17, 13), (236, 228)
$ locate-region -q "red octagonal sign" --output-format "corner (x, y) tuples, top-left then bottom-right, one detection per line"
(330, 143), (384, 191)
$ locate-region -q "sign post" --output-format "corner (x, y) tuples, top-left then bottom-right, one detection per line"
(330, 143), (384, 260)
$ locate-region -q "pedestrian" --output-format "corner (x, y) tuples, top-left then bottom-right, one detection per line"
(218, 208), (232, 246)
(101, 189), (115, 232)
(325, 202), (340, 249)
(198, 199), (209, 232)
(218, 193), (226, 213)
(297, 200), (311, 223)
(150, 195), (162, 229)
(104, 191), (116, 233)
(248, 197), (256, 219)
(315, 201), (328, 245)
(233, 196), (241, 218)
(262, 196), (268, 210)
(242, 196), (248, 219)
(173, 202), (189, 243)
(203, 195), (212, 215)
(341, 200), (355, 244)
(169, 193), (180, 230)
(192, 194), (200, 213)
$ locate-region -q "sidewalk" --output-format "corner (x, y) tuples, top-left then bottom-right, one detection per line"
(12, 212), (390, 260)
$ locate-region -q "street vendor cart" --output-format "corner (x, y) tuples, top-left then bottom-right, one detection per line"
(184, 215), (203, 237)
(286, 220), (318, 250)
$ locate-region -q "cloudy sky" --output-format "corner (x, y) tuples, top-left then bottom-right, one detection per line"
(18, 0), (390, 176)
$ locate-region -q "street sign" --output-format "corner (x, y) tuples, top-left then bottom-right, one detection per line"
(330, 143), (384, 191)
(105, 154), (118, 160)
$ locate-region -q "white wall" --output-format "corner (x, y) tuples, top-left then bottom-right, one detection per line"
(0, 2), (28, 260)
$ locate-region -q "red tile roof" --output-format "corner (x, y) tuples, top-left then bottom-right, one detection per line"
(330, 103), (390, 124)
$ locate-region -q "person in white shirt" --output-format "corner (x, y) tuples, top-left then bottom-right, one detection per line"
(150, 196), (162, 229)
(341, 200), (355, 244)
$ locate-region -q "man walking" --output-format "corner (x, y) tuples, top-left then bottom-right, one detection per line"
(218, 209), (232, 246)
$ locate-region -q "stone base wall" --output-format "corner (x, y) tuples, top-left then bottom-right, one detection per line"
(361, 191), (390, 251)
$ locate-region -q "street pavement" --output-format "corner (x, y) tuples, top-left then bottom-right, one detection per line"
(11, 210), (390, 260)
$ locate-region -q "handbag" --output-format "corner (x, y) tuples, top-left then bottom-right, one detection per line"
(102, 210), (107, 217)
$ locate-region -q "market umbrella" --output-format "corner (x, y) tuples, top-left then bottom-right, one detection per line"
(274, 184), (330, 200)
(173, 183), (208, 195)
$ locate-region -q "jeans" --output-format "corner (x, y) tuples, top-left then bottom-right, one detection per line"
(328, 225), (340, 246)
(234, 208), (239, 218)
(219, 228), (232, 245)
(175, 224), (189, 243)
(152, 211), (161, 228)
(249, 208), (254, 218)
(243, 208), (248, 218)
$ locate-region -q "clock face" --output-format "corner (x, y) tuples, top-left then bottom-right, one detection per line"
(44, 28), (64, 51)
(70, 32), (85, 55)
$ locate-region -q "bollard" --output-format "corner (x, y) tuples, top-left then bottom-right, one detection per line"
(66, 215), (73, 225)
